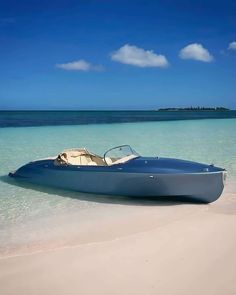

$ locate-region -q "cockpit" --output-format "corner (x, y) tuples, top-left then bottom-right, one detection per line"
(54, 145), (140, 166)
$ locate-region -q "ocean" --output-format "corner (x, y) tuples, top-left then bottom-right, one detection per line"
(0, 111), (236, 256)
(1, 110), (236, 127)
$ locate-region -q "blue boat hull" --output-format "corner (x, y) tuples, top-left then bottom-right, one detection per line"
(9, 157), (226, 203)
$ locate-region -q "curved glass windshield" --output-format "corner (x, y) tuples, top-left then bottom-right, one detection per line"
(104, 145), (140, 165)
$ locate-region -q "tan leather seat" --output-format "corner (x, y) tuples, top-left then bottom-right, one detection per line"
(54, 148), (105, 166)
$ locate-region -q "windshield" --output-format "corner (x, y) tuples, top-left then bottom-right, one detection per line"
(103, 145), (140, 165)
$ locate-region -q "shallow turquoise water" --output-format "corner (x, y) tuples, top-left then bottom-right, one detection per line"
(0, 119), (236, 255)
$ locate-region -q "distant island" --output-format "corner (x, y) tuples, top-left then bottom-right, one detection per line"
(157, 107), (230, 111)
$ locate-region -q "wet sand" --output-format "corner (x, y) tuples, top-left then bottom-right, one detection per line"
(0, 186), (236, 295)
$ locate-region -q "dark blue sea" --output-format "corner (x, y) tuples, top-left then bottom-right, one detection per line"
(0, 110), (236, 127)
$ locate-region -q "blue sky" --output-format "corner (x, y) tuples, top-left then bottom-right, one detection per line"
(0, 0), (236, 110)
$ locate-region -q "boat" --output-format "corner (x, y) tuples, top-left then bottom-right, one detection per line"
(9, 145), (226, 203)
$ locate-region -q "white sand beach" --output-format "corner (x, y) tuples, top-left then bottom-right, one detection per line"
(1, 184), (236, 295)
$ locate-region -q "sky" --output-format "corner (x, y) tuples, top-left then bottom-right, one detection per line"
(0, 0), (236, 110)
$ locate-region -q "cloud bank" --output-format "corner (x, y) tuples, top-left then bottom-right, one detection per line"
(179, 43), (213, 62)
(56, 59), (103, 71)
(228, 41), (236, 50)
(111, 44), (169, 68)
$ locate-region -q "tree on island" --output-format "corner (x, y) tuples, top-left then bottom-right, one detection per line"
(157, 106), (229, 111)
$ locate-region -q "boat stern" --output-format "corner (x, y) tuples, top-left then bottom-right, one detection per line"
(8, 170), (16, 178)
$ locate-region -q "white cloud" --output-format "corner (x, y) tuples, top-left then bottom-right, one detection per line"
(111, 44), (169, 68)
(179, 43), (213, 62)
(56, 59), (103, 71)
(228, 41), (236, 50)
